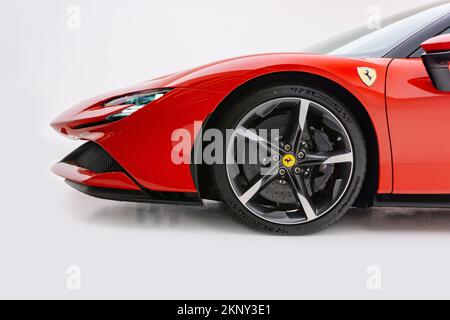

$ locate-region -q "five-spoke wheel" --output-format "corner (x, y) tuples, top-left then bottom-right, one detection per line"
(213, 84), (366, 234)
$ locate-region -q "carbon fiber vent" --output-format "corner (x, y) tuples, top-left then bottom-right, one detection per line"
(62, 142), (124, 173)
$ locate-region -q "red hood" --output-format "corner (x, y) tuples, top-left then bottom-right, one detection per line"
(56, 53), (323, 106)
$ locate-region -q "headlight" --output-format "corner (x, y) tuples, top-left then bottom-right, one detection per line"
(104, 89), (171, 121)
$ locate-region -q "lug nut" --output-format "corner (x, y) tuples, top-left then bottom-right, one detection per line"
(284, 144), (292, 151)
(272, 154), (280, 162)
(279, 168), (286, 176)
(297, 151), (305, 159)
(294, 167), (301, 174)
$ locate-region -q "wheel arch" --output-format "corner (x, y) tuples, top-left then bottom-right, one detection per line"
(192, 71), (378, 208)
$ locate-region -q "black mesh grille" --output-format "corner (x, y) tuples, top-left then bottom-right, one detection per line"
(62, 142), (124, 173)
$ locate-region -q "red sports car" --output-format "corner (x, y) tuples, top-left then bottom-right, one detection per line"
(51, 4), (450, 234)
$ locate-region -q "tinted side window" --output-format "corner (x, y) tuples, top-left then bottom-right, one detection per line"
(410, 27), (450, 57)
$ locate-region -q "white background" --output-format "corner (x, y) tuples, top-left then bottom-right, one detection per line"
(1, 0), (450, 299)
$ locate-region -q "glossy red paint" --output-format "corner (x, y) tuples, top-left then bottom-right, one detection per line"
(51, 162), (140, 190)
(421, 34), (450, 52)
(386, 58), (450, 193)
(51, 53), (393, 194)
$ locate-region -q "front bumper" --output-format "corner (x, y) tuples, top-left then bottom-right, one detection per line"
(50, 86), (221, 193)
(52, 141), (201, 205)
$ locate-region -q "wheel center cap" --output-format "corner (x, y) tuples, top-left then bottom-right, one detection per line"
(282, 154), (296, 168)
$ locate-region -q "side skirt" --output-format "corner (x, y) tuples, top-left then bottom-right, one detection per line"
(374, 194), (450, 208)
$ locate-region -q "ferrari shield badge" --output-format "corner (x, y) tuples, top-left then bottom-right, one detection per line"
(357, 67), (377, 87)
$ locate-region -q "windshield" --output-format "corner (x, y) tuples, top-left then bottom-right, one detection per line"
(311, 3), (450, 58)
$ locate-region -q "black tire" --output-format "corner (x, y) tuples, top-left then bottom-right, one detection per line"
(212, 83), (367, 235)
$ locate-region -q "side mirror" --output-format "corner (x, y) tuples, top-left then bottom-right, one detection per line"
(421, 34), (450, 92)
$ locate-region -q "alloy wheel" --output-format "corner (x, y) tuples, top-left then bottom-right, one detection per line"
(225, 97), (354, 225)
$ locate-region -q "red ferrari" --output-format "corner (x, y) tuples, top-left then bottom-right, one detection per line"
(51, 4), (450, 234)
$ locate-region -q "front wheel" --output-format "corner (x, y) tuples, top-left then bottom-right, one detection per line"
(213, 84), (367, 235)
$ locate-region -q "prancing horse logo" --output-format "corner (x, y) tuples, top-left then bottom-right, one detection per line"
(357, 67), (377, 87)
(282, 154), (296, 168)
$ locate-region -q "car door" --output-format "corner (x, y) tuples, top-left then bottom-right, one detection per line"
(386, 29), (450, 194)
